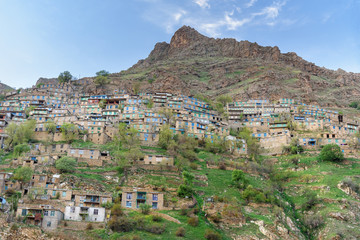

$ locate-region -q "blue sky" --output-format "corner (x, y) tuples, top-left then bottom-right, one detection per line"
(0, 0), (359, 89)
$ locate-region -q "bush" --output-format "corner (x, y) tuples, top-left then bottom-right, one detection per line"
(144, 223), (165, 234)
(132, 236), (141, 240)
(204, 229), (222, 240)
(152, 215), (163, 222)
(111, 204), (123, 216)
(210, 213), (222, 223)
(55, 156), (77, 173)
(176, 227), (186, 237)
(177, 184), (193, 198)
(319, 144), (344, 162)
(180, 206), (188, 216)
(139, 204), (151, 215)
(109, 216), (135, 232)
(242, 185), (267, 203)
(232, 170), (248, 189)
(349, 101), (359, 108)
(343, 178), (360, 194)
(301, 190), (319, 210)
(190, 162), (198, 170)
(303, 214), (324, 230)
(187, 216), (199, 227)
(86, 223), (93, 230)
(218, 162), (226, 170)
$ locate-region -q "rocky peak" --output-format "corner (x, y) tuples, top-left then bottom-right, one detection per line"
(169, 25), (206, 49)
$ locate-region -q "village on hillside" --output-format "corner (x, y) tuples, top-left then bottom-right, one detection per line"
(0, 77), (359, 238)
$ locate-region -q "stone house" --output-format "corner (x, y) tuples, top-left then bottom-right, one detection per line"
(64, 206), (106, 222)
(71, 191), (112, 207)
(141, 154), (174, 166)
(16, 204), (64, 230)
(121, 187), (164, 210)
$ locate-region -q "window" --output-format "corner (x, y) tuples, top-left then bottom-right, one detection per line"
(152, 194), (158, 201)
(50, 211), (55, 216)
(62, 191), (66, 197)
(44, 210), (48, 216)
(93, 209), (98, 215)
(47, 221), (51, 227)
(22, 209), (27, 216)
(126, 201), (132, 208)
(152, 202), (158, 209)
(52, 191), (56, 196)
(126, 193), (132, 200)
(70, 207), (75, 213)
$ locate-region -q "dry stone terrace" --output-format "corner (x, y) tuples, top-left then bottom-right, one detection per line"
(0, 78), (359, 232)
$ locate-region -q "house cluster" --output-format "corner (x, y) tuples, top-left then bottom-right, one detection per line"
(227, 98), (360, 155)
(0, 79), (359, 231)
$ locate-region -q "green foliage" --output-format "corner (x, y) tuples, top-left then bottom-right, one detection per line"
(58, 71), (73, 83)
(146, 99), (154, 109)
(187, 216), (199, 227)
(99, 99), (107, 109)
(101, 201), (114, 209)
(117, 123), (140, 150)
(60, 123), (80, 143)
(45, 121), (57, 134)
(238, 127), (261, 160)
(152, 215), (163, 222)
(96, 70), (109, 77)
(349, 101), (359, 109)
(55, 156), (77, 173)
(139, 203), (151, 215)
(301, 190), (319, 210)
(13, 144), (30, 157)
(216, 95), (232, 106)
(111, 204), (124, 216)
(204, 229), (222, 240)
(176, 227), (186, 237)
(319, 144), (344, 162)
(177, 184), (194, 198)
(231, 170), (249, 189)
(158, 124), (173, 149)
(94, 75), (110, 88)
(241, 185), (266, 203)
(13, 166), (33, 189)
(5, 120), (36, 149)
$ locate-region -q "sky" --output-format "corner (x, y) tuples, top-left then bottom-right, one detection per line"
(0, 0), (359, 89)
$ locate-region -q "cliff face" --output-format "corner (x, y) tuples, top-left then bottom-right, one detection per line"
(111, 26), (360, 107)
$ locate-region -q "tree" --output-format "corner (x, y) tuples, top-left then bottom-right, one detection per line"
(99, 99), (107, 109)
(158, 124), (174, 149)
(238, 127), (261, 160)
(133, 82), (141, 95)
(216, 95), (232, 106)
(96, 70), (109, 77)
(117, 123), (140, 150)
(60, 123), (79, 143)
(13, 144), (30, 157)
(232, 170), (248, 189)
(58, 71), (73, 83)
(13, 167), (33, 190)
(55, 156), (77, 173)
(159, 108), (174, 126)
(5, 120), (36, 149)
(319, 144), (344, 162)
(124, 147), (144, 164)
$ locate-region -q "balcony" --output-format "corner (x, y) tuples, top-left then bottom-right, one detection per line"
(137, 192), (146, 200)
(84, 196), (100, 203)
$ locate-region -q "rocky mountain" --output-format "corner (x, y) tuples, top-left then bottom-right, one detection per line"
(0, 82), (14, 93)
(109, 26), (360, 107)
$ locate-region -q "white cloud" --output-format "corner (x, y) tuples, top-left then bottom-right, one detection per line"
(165, 9), (187, 33)
(246, 0), (257, 8)
(194, 0), (210, 9)
(254, 1), (287, 19)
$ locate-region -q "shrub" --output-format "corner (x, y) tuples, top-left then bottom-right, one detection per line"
(111, 204), (123, 216)
(180, 206), (188, 216)
(182, 150), (198, 162)
(242, 185), (267, 203)
(210, 213), (222, 223)
(303, 214), (324, 230)
(176, 227), (186, 237)
(187, 216), (199, 227)
(190, 162), (198, 170)
(349, 101), (359, 108)
(177, 184), (193, 198)
(55, 156), (77, 173)
(218, 162), (226, 170)
(139, 204), (151, 215)
(144, 223), (165, 234)
(204, 229), (222, 240)
(10, 224), (19, 232)
(86, 223), (93, 230)
(343, 178), (360, 194)
(109, 216), (135, 232)
(319, 144), (344, 162)
(152, 215), (163, 222)
(301, 190), (318, 210)
(132, 236), (141, 240)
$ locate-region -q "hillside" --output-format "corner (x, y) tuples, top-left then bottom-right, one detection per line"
(104, 26), (360, 107)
